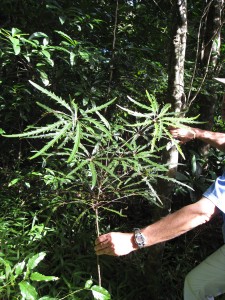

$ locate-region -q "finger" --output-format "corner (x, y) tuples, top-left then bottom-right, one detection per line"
(94, 241), (109, 252)
(94, 237), (111, 252)
(95, 245), (116, 256)
(95, 234), (109, 245)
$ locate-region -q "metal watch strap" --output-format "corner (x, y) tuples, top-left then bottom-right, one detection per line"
(133, 228), (146, 248)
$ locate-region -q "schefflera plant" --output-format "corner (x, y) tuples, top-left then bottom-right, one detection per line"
(3, 81), (198, 298)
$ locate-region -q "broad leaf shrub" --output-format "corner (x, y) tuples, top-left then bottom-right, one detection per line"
(1, 82), (199, 299)
(0, 251), (58, 299)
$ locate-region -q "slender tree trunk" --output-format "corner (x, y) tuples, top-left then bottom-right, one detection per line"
(197, 0), (223, 155)
(144, 1), (187, 299)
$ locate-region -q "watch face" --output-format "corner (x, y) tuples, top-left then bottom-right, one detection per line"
(134, 229), (145, 248)
(136, 234), (144, 243)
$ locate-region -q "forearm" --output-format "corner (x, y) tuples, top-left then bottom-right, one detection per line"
(95, 199), (217, 256)
(193, 127), (225, 152)
(170, 126), (225, 152)
(141, 199), (216, 247)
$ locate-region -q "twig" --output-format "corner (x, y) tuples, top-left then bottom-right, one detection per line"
(95, 195), (102, 286)
(107, 0), (119, 98)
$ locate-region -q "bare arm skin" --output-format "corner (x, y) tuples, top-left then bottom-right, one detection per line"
(95, 198), (219, 256)
(170, 126), (225, 152)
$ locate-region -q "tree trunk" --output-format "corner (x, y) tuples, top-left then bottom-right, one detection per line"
(197, 0), (223, 155)
(144, 1), (187, 299)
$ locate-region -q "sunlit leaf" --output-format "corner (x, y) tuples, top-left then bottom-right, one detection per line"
(27, 252), (46, 270)
(89, 161), (97, 189)
(29, 81), (72, 113)
(30, 122), (72, 159)
(67, 122), (81, 163)
(19, 281), (38, 300)
(30, 272), (59, 282)
(91, 285), (111, 300)
(86, 98), (116, 114)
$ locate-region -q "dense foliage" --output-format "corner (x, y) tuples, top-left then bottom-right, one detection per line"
(0, 1), (225, 299)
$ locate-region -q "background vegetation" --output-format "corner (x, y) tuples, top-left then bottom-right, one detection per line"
(0, 1), (225, 299)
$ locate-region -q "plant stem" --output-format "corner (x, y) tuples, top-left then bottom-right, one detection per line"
(95, 206), (102, 287)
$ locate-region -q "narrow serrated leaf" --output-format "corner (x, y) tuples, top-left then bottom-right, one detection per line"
(96, 111), (110, 129)
(14, 261), (26, 276)
(67, 122), (81, 163)
(30, 122), (72, 159)
(29, 81), (72, 113)
(86, 98), (116, 114)
(127, 95), (151, 111)
(93, 160), (119, 181)
(117, 105), (147, 117)
(83, 117), (111, 137)
(146, 90), (159, 113)
(89, 161), (97, 189)
(3, 120), (64, 138)
(68, 160), (89, 176)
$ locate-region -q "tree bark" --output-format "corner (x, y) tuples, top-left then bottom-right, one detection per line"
(196, 0), (223, 155)
(144, 1), (187, 299)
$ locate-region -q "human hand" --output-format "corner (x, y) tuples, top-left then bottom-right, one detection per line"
(94, 232), (137, 256)
(169, 127), (196, 144)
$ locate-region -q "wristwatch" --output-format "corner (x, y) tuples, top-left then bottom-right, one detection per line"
(133, 228), (146, 248)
